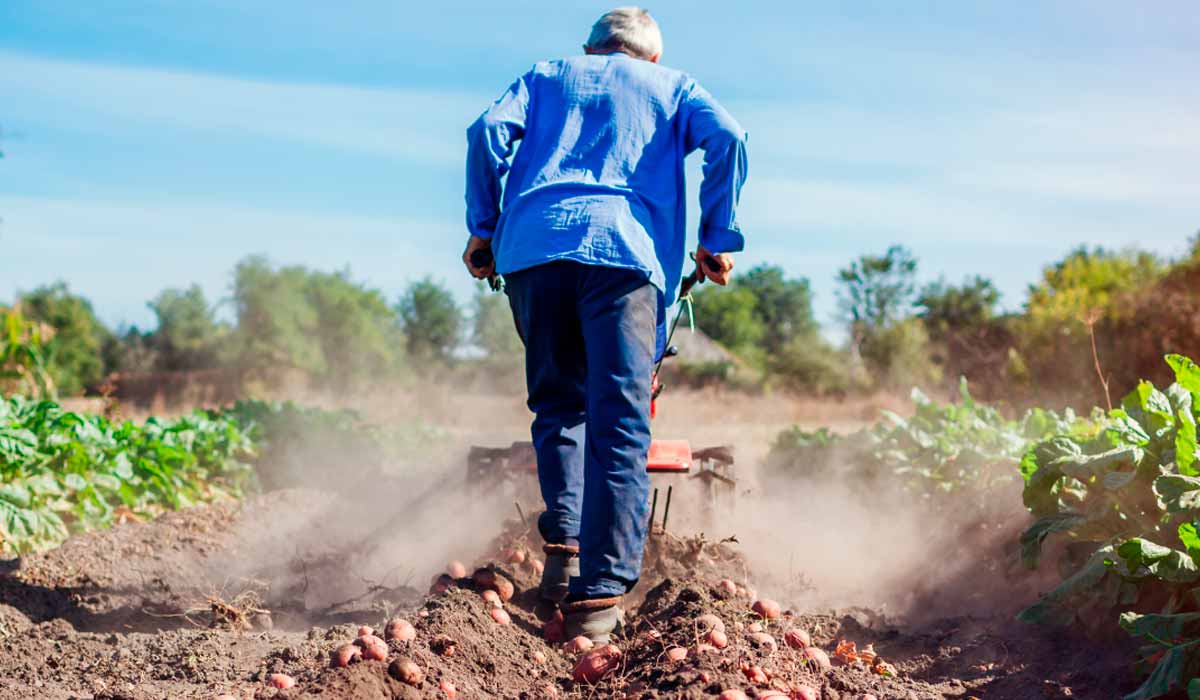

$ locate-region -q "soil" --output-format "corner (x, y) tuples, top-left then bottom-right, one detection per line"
(0, 488), (1138, 700)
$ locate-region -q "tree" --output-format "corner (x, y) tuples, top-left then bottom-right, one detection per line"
(1025, 246), (1161, 324)
(836, 245), (918, 332)
(917, 275), (1000, 342)
(18, 282), (113, 395)
(147, 285), (223, 371)
(229, 256), (403, 387)
(835, 246), (931, 388)
(735, 264), (820, 355)
(472, 285), (523, 370)
(396, 278), (463, 364)
(693, 284), (765, 362)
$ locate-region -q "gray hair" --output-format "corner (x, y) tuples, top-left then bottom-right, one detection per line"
(585, 7), (663, 60)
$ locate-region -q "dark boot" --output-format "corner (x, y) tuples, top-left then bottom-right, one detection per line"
(562, 596), (624, 644)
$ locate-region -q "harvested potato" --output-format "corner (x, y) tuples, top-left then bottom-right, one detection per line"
(331, 643), (362, 668)
(665, 646), (687, 662)
(784, 629), (811, 650)
(447, 560), (467, 578)
(389, 657), (424, 686)
(573, 645), (622, 685)
(267, 673), (295, 689)
(385, 618), (416, 643)
(490, 607), (511, 625)
(803, 646), (832, 670)
(751, 599), (781, 620)
(355, 634), (388, 662)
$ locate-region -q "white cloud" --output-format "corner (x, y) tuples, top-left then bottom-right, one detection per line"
(0, 50), (486, 164)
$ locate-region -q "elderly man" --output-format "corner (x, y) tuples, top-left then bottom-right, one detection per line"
(463, 7), (748, 642)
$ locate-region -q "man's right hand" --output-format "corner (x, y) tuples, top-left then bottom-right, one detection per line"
(696, 245), (734, 285)
(463, 235), (495, 279)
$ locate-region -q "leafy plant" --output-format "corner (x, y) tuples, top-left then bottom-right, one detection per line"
(1018, 354), (1200, 699)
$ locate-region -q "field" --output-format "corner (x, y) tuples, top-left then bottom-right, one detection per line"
(3, 360), (1199, 700)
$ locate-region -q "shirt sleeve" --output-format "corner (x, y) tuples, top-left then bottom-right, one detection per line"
(464, 72), (531, 240)
(682, 81), (749, 254)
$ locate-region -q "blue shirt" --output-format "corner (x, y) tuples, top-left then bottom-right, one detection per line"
(465, 53), (748, 304)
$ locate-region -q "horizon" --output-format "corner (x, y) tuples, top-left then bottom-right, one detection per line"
(2, 1), (1198, 333)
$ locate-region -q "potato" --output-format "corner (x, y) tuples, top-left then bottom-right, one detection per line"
(531, 558), (545, 575)
(698, 671), (712, 683)
(493, 575), (515, 602)
(741, 665), (767, 684)
(481, 589), (501, 605)
(747, 622), (764, 633)
(532, 650), (547, 664)
(385, 618), (416, 643)
(695, 643), (717, 655)
(267, 673), (295, 689)
(803, 646), (832, 671)
(784, 629), (811, 650)
(472, 567), (496, 588)
(861, 695), (879, 700)
(751, 599), (781, 620)
(541, 684), (560, 698)
(331, 643), (362, 667)
(355, 634), (388, 662)
(757, 692), (789, 700)
(440, 679), (457, 698)
(718, 691), (748, 700)
(357, 625), (373, 637)
(429, 574), (455, 595)
(793, 686), (819, 700)
(572, 645), (622, 685)
(715, 579), (738, 598)
(748, 632), (776, 652)
(707, 629), (728, 649)
(564, 635), (594, 654)
(696, 613), (725, 635)
(544, 611), (565, 643)
(490, 607), (511, 625)
(665, 646), (687, 662)
(389, 657), (424, 686)
(506, 547), (526, 564)
(447, 560), (467, 578)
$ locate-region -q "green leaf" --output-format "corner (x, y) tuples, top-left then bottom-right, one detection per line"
(1158, 475), (1200, 513)
(1187, 677), (1200, 700)
(1180, 523), (1200, 562)
(1123, 644), (1197, 700)
(1168, 355), (1200, 395)
(1020, 512), (1086, 569)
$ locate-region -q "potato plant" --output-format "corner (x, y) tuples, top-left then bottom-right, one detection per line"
(1018, 355), (1200, 699)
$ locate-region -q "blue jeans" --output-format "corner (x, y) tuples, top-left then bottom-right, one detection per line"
(505, 261), (655, 598)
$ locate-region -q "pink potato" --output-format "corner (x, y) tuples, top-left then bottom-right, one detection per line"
(355, 634), (388, 661)
(506, 547), (527, 564)
(481, 589), (501, 605)
(862, 695), (879, 700)
(742, 665), (768, 684)
(573, 644), (623, 684)
(267, 673), (295, 689)
(784, 629), (811, 650)
(665, 646), (687, 662)
(531, 558), (545, 575)
(707, 629), (728, 649)
(385, 618), (416, 643)
(564, 635), (594, 654)
(718, 691), (748, 700)
(749, 632), (777, 651)
(803, 646), (832, 671)
(440, 679), (457, 698)
(747, 622), (764, 633)
(792, 687), (819, 700)
(696, 613), (726, 635)
(389, 658), (424, 685)
(490, 607), (511, 625)
(447, 560), (468, 578)
(532, 650), (547, 664)
(331, 643), (362, 667)
(357, 625), (373, 637)
(751, 599), (781, 620)
(695, 643), (718, 655)
(715, 579), (738, 598)
(544, 611), (566, 643)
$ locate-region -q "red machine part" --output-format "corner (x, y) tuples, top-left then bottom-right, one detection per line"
(646, 439), (692, 473)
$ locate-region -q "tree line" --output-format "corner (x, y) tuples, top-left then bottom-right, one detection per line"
(4, 234), (1199, 408)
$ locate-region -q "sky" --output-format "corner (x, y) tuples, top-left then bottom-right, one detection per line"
(2, 1), (1198, 333)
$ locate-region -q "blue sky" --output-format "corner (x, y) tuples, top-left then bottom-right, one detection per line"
(2, 1), (1198, 332)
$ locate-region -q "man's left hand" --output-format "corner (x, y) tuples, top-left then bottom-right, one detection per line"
(463, 235), (495, 279)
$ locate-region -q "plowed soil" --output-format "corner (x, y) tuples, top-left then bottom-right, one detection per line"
(0, 485), (1137, 700)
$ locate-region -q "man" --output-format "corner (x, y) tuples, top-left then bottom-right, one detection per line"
(463, 7), (748, 642)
